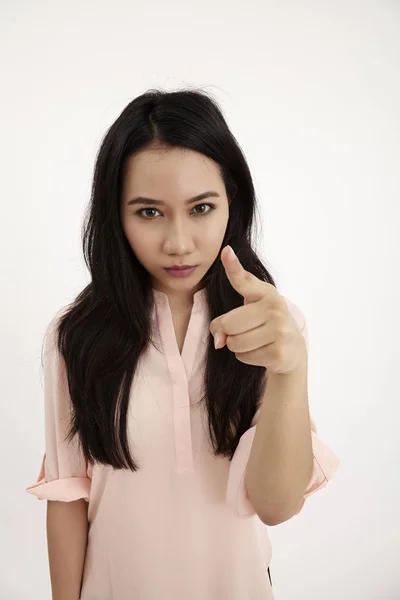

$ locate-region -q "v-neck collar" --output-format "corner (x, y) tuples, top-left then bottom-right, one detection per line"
(151, 286), (209, 375)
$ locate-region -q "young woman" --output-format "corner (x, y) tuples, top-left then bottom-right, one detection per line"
(26, 88), (339, 600)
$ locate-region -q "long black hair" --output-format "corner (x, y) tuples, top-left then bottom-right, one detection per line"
(52, 87), (278, 471)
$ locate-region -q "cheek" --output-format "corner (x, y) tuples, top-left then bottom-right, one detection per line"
(122, 219), (154, 258)
(200, 213), (228, 247)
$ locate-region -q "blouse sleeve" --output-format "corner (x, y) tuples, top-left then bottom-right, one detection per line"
(25, 312), (92, 502)
(226, 298), (340, 519)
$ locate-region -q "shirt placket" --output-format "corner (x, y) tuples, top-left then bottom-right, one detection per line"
(154, 290), (208, 474)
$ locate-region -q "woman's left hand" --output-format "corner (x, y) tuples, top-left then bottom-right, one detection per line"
(209, 246), (307, 375)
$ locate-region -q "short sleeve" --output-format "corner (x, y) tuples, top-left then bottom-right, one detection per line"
(25, 312), (92, 502)
(226, 298), (340, 518)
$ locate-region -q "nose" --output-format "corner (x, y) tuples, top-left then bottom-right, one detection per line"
(163, 218), (195, 255)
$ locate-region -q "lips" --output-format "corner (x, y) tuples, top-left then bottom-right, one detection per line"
(167, 265), (195, 270)
(164, 265), (198, 277)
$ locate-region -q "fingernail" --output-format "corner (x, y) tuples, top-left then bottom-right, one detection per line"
(214, 332), (220, 349)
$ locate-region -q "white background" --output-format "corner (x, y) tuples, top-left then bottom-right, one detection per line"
(1, 0), (399, 598)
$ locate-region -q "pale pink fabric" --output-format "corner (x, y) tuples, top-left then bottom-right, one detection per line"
(26, 289), (340, 599)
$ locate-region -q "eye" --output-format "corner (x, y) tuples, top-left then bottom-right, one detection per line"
(192, 203), (216, 215)
(136, 203), (216, 220)
(136, 208), (161, 219)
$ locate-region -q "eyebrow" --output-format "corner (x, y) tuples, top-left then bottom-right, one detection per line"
(127, 191), (221, 207)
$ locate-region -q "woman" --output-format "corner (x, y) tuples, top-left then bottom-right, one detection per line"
(26, 88), (339, 599)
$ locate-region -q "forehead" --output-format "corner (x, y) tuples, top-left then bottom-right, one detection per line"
(123, 145), (224, 194)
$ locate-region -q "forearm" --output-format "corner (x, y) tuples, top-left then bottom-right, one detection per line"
(245, 359), (313, 525)
(46, 499), (89, 600)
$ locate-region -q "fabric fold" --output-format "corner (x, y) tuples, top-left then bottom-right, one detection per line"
(25, 453), (91, 502)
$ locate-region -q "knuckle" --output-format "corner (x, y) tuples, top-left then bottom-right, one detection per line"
(276, 327), (286, 341)
(270, 307), (283, 321)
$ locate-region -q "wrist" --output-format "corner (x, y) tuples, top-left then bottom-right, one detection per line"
(267, 353), (308, 379)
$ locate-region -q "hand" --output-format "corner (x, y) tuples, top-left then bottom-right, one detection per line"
(209, 246), (307, 374)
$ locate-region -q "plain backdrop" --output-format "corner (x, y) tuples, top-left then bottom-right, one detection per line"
(1, 0), (399, 598)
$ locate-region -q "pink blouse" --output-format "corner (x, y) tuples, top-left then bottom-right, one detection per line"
(26, 288), (340, 599)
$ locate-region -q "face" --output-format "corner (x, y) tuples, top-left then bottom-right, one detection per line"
(120, 143), (230, 310)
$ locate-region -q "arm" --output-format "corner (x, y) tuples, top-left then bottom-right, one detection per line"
(245, 357), (314, 526)
(46, 499), (89, 600)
